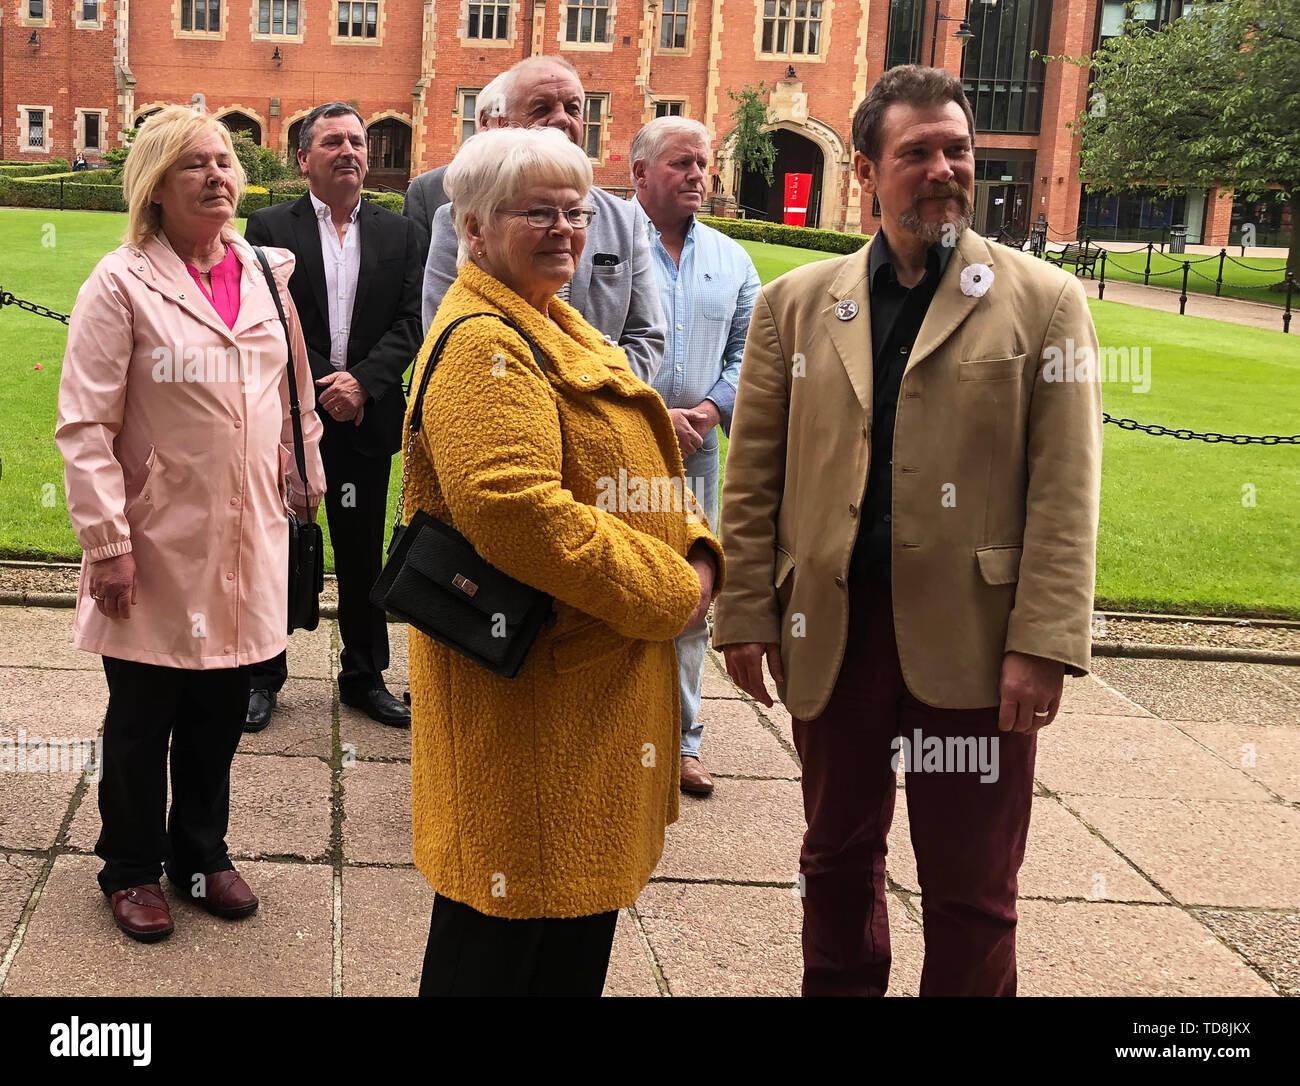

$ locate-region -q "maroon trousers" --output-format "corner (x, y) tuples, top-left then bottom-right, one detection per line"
(792, 581), (1036, 997)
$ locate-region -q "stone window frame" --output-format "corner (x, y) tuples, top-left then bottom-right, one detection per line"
(756, 0), (830, 63)
(455, 87), (482, 148)
(656, 0), (691, 54)
(331, 0), (386, 47)
(557, 0), (616, 52)
(75, 106), (109, 152)
(461, 0), (514, 47)
(74, 0), (105, 29)
(249, 0), (306, 42)
(17, 105), (53, 154)
(21, 0), (52, 27)
(174, 0), (227, 40)
(653, 99), (687, 118)
(583, 92), (610, 163)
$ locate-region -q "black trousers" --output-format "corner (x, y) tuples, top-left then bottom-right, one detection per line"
(418, 895), (619, 997)
(96, 656), (249, 895)
(251, 428), (393, 699)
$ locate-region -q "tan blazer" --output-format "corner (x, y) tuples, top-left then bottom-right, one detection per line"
(712, 230), (1102, 719)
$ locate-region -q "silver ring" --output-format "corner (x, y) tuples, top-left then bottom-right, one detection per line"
(1033, 710), (1050, 718)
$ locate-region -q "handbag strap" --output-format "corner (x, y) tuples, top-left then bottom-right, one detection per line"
(395, 312), (550, 531)
(253, 245), (310, 508)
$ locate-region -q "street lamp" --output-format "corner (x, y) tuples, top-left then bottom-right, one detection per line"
(930, 0), (989, 67)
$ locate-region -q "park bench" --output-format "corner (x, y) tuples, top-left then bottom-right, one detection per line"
(1045, 241), (1099, 278)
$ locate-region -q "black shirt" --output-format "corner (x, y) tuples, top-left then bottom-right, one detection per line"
(852, 231), (953, 582)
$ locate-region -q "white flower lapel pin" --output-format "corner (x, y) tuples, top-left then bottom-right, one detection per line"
(960, 263), (994, 298)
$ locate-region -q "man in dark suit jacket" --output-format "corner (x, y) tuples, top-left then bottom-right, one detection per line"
(244, 102), (424, 730)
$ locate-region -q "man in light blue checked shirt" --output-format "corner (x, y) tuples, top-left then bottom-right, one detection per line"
(631, 116), (760, 797)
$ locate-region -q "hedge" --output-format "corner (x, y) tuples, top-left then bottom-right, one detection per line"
(0, 159), (72, 178)
(0, 174), (127, 211)
(236, 187), (404, 217)
(697, 214), (870, 254)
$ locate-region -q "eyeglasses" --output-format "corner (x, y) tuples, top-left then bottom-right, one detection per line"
(498, 206), (597, 229)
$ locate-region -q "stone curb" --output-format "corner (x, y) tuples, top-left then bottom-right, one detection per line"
(3, 591), (1298, 665)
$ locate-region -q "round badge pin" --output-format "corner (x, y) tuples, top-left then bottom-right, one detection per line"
(834, 299), (859, 321)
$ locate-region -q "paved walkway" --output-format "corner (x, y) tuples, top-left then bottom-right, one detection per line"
(1079, 277), (1291, 332)
(1, 605), (1297, 997)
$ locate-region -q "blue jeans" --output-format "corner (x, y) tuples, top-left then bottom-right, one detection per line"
(677, 433), (720, 758)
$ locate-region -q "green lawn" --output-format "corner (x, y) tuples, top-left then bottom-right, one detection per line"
(3, 208), (1298, 616)
(1081, 248), (1289, 308)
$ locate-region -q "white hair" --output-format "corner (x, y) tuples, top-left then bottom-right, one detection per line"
(629, 116), (711, 180)
(443, 127), (593, 268)
(479, 55), (583, 130)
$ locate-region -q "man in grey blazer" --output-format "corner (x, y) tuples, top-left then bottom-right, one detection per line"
(421, 55), (665, 383)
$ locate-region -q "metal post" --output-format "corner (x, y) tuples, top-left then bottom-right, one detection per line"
(59, 176), (65, 212)
(1285, 273), (1294, 334)
(1216, 249), (1226, 296)
(1144, 242), (1153, 286)
(1180, 261), (1190, 315)
(1098, 249), (1106, 300)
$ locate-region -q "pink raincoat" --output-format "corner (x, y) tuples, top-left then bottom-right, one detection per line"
(55, 232), (326, 669)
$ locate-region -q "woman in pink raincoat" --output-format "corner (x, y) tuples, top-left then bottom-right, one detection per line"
(55, 105), (325, 944)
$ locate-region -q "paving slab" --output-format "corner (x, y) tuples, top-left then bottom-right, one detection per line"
(1173, 721), (1300, 803)
(701, 657), (742, 699)
(1067, 796), (1300, 909)
(757, 700), (796, 753)
(340, 702), (411, 762)
(1194, 908), (1299, 997)
(68, 753), (331, 861)
(341, 864), (434, 997)
(696, 697), (799, 779)
(0, 851), (45, 949)
(603, 907), (662, 997)
(385, 623), (409, 687)
(2, 854), (332, 996)
(1091, 658), (1300, 727)
(0, 666), (107, 742)
(1017, 899), (1277, 996)
(1059, 672), (1153, 717)
(285, 623), (335, 680)
(236, 678), (334, 760)
(657, 777), (804, 884)
(1035, 713), (1271, 801)
(342, 760), (411, 865)
(0, 764), (80, 850)
(0, 607), (90, 670)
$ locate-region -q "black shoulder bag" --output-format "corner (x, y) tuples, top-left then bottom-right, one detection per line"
(254, 246), (325, 634)
(370, 313), (557, 678)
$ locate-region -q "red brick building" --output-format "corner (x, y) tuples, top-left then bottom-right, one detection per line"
(0, 0), (1268, 244)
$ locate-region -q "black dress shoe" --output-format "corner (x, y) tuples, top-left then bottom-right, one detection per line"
(244, 688), (276, 733)
(340, 685), (411, 728)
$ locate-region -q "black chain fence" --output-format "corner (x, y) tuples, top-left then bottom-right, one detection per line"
(5, 286), (1298, 444)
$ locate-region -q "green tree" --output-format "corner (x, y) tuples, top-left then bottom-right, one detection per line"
(727, 83), (777, 186)
(103, 127), (138, 169)
(1047, 0), (1300, 284)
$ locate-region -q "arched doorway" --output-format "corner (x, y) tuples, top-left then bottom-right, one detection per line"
(738, 129), (824, 227)
(287, 118), (306, 158)
(218, 111), (262, 145)
(366, 117), (412, 189)
(133, 108), (161, 129)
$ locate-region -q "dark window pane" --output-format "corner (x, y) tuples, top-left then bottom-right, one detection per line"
(469, 9), (480, 36)
(792, 22), (805, 52)
(210, 0), (220, 31)
(85, 113), (101, 147)
(182, 0), (192, 30)
(259, 0), (270, 32)
(287, 0), (298, 33)
(595, 9), (606, 39)
(30, 0), (44, 17)
(83, 1), (98, 21)
(761, 22), (773, 51)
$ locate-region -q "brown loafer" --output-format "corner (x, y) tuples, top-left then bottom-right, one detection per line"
(109, 883), (174, 943)
(680, 755), (715, 796)
(179, 869), (259, 919)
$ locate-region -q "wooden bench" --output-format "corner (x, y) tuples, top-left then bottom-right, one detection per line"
(1045, 241), (1099, 278)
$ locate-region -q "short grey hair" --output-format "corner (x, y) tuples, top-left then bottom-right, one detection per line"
(486, 55), (583, 127)
(298, 102), (365, 154)
(443, 127), (593, 268)
(475, 71), (511, 130)
(629, 116), (711, 179)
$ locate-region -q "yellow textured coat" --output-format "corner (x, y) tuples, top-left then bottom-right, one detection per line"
(405, 262), (725, 919)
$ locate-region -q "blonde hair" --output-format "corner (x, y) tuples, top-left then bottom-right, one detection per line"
(122, 105), (246, 247)
(443, 126), (593, 269)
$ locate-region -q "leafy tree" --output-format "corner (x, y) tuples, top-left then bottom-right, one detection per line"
(727, 83), (777, 185)
(1044, 0), (1300, 283)
(103, 127), (138, 169)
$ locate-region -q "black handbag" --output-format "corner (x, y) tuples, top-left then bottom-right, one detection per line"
(254, 246), (325, 634)
(370, 313), (557, 678)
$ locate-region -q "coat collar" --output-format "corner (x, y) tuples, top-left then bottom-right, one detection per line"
(822, 228), (995, 412)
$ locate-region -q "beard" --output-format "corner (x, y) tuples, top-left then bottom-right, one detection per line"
(897, 182), (974, 245)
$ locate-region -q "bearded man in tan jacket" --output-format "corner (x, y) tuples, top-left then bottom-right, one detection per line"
(713, 66), (1102, 997)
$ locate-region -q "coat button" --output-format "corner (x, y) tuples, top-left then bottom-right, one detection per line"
(226, 572), (235, 581)
(580, 375), (590, 382)
(834, 576), (846, 589)
(234, 420), (242, 429)
(230, 497), (239, 506)
(179, 292), (186, 299)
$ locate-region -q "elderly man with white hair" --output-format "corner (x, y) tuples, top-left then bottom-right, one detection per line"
(631, 115), (760, 796)
(420, 55), (665, 383)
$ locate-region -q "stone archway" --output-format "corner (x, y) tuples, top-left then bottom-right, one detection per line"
(215, 109), (263, 145)
(719, 117), (851, 230)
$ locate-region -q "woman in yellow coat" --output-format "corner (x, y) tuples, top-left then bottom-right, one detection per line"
(405, 126), (724, 996)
